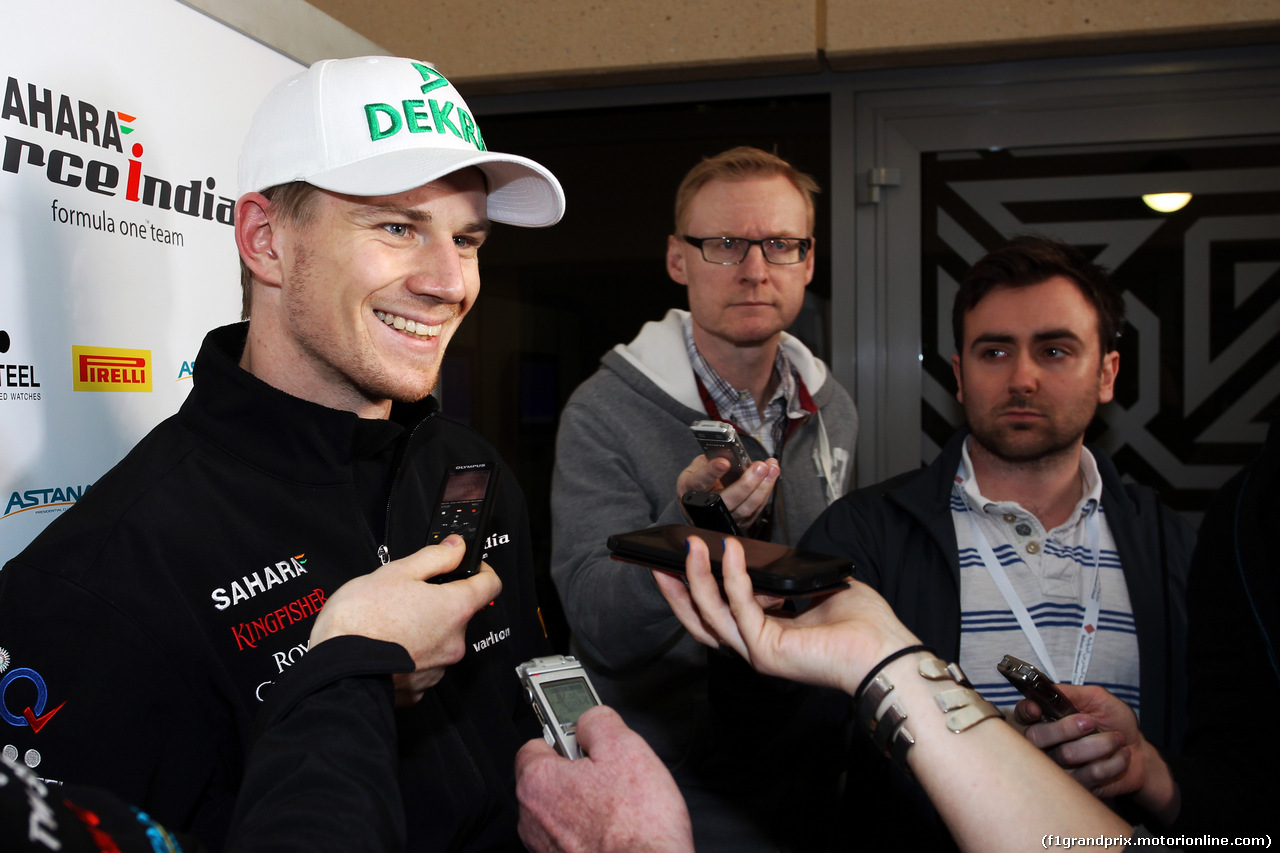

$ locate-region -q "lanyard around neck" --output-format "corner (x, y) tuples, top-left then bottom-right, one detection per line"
(959, 487), (1102, 685)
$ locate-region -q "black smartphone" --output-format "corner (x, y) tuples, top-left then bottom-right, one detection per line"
(997, 654), (1079, 721)
(680, 489), (741, 536)
(425, 462), (499, 583)
(690, 420), (752, 486)
(607, 524), (852, 597)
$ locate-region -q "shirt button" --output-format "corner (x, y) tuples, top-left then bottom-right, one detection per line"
(1026, 541), (1040, 554)
(1003, 513), (1017, 523)
(1015, 523), (1032, 536)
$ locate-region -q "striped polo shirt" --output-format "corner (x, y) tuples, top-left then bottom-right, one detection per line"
(952, 438), (1141, 715)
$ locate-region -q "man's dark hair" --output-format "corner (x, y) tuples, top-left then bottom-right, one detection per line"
(952, 235), (1126, 356)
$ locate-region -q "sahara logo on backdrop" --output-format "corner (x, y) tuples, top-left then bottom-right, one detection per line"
(1, 75), (234, 226)
(72, 345), (152, 392)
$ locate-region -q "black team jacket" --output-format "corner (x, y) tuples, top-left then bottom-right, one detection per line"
(0, 323), (547, 851)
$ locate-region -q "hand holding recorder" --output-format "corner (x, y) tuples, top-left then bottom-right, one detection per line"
(514, 705), (693, 853)
(312, 535), (501, 706)
(517, 655), (602, 761)
(680, 420), (779, 533)
(425, 462), (500, 583)
(1016, 683), (1179, 820)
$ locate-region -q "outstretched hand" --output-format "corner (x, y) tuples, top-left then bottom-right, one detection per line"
(651, 535), (919, 695)
(311, 535), (501, 705)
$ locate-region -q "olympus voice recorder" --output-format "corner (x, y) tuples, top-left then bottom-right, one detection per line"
(515, 655), (602, 760)
(425, 461), (499, 583)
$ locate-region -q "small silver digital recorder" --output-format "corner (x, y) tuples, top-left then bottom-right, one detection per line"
(515, 654), (601, 760)
(690, 419), (752, 486)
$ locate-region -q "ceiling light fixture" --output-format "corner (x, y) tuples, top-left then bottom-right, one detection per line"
(1142, 192), (1192, 213)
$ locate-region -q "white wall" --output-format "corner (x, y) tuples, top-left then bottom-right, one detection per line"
(0, 0), (303, 562)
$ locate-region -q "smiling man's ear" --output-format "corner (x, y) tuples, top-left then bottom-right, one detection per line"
(236, 193), (284, 287)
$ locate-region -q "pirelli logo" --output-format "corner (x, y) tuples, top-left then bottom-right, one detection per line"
(72, 346), (152, 392)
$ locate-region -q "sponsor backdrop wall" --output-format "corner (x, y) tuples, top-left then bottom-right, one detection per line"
(1, 0), (303, 563)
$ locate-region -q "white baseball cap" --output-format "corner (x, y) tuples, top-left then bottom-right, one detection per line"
(238, 56), (564, 227)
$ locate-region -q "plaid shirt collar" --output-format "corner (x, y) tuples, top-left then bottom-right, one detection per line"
(682, 315), (803, 457)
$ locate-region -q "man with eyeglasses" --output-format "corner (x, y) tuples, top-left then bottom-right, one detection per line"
(550, 146), (857, 852)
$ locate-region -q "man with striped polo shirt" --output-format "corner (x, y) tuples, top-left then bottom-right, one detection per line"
(800, 235), (1193, 848)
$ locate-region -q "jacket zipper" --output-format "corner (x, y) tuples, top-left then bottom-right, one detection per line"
(373, 406), (488, 802)
(375, 408), (437, 564)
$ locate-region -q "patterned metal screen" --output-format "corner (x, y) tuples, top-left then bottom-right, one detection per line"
(921, 139), (1280, 513)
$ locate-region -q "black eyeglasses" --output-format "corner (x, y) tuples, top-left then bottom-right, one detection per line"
(682, 235), (812, 265)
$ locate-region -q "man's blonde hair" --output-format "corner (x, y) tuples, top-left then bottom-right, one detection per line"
(673, 146), (819, 235)
(238, 182), (322, 320)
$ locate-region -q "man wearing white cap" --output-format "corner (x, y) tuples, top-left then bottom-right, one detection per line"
(0, 56), (563, 851)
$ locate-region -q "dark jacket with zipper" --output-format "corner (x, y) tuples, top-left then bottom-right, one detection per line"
(0, 322), (546, 851)
(799, 427), (1194, 849)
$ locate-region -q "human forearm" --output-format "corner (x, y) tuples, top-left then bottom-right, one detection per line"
(870, 651), (1131, 853)
(228, 636), (411, 852)
(657, 538), (1134, 853)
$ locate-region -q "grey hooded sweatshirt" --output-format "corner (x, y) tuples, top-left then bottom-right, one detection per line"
(550, 308), (858, 852)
